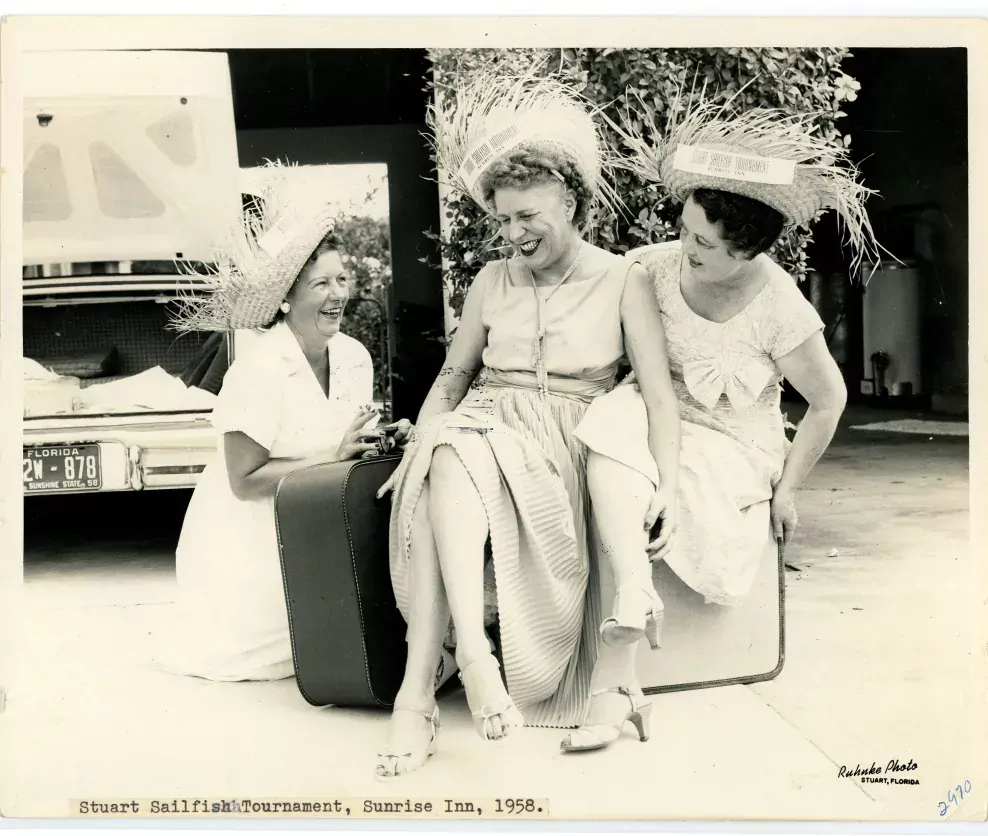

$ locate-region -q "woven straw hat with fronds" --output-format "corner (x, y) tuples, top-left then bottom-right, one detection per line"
(428, 65), (620, 223)
(610, 86), (884, 275)
(170, 160), (337, 333)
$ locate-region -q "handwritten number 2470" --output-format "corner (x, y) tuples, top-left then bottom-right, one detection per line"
(938, 780), (972, 817)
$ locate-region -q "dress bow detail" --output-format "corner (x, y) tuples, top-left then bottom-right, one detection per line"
(682, 355), (775, 412)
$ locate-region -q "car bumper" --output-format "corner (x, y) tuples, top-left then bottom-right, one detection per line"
(23, 412), (218, 495)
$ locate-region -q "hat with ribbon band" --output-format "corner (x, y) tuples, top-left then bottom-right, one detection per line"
(609, 86), (888, 277)
(427, 65), (620, 224)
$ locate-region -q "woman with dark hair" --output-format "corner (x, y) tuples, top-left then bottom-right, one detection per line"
(160, 166), (396, 682)
(565, 100), (882, 751)
(374, 72), (681, 778)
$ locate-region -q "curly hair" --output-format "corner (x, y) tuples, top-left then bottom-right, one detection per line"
(480, 145), (593, 227)
(690, 188), (785, 259)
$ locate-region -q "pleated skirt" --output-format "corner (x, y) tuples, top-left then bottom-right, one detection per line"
(388, 383), (599, 729)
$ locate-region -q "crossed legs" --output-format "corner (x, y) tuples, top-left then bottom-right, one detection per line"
(429, 445), (493, 669)
(376, 480), (449, 778)
(430, 444), (523, 740)
(377, 443), (521, 779)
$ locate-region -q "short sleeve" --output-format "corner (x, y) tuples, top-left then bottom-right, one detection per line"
(636, 244), (682, 307)
(767, 279), (826, 360)
(209, 357), (284, 449)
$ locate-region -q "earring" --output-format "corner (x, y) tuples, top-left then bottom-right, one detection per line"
(280, 301), (291, 313)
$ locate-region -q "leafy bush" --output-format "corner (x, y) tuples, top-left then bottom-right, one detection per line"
(426, 47), (859, 321)
(336, 213), (392, 403)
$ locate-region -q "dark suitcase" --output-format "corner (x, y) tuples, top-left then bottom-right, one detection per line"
(275, 455), (408, 709)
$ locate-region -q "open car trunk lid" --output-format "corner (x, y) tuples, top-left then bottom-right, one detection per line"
(22, 50), (242, 492)
(23, 49), (241, 266)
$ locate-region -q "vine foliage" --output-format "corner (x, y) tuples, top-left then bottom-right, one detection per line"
(425, 47), (859, 321)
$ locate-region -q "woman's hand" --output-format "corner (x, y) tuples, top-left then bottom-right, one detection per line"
(336, 404), (384, 461)
(645, 484), (678, 562)
(376, 423), (420, 499)
(376, 453), (413, 500)
(376, 469), (398, 500)
(383, 418), (415, 448)
(770, 486), (798, 546)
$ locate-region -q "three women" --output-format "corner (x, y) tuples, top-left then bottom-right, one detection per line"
(165, 72), (880, 779)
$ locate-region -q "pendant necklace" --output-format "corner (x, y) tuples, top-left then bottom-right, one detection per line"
(530, 242), (584, 400)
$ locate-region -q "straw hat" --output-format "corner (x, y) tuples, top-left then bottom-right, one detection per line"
(610, 87), (885, 275)
(170, 160), (336, 333)
(428, 66), (619, 222)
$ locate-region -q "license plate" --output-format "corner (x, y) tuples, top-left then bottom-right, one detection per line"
(23, 444), (102, 492)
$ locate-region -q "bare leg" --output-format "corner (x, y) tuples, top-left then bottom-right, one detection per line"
(562, 453), (654, 747)
(428, 444), (491, 668)
(589, 452), (663, 646)
(590, 452), (654, 593)
(376, 482), (449, 778)
(428, 443), (523, 740)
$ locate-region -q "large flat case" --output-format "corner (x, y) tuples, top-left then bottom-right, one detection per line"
(275, 455), (407, 709)
(600, 532), (786, 695)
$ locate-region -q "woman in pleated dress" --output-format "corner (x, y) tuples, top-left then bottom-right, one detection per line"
(374, 72), (682, 778)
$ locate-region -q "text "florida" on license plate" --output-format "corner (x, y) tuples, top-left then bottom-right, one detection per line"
(23, 444), (102, 492)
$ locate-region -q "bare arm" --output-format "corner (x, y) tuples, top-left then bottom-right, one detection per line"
(414, 267), (491, 426)
(224, 407), (383, 501)
(774, 330), (847, 496)
(375, 270), (491, 498)
(620, 263), (681, 539)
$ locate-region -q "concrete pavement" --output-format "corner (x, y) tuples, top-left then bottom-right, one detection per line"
(2, 406), (982, 822)
(752, 407), (981, 821)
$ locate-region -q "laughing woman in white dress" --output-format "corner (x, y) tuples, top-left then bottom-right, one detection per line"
(158, 170), (410, 681)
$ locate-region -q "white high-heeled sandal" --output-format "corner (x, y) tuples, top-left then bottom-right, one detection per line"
(560, 686), (652, 752)
(458, 655), (524, 741)
(600, 586), (665, 649)
(375, 705), (440, 779)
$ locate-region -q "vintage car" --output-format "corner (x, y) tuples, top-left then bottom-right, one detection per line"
(21, 50), (242, 495)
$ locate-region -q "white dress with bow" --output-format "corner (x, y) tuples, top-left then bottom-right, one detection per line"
(573, 242), (824, 607)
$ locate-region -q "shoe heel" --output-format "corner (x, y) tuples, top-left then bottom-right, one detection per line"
(644, 608), (664, 650)
(600, 621), (644, 647)
(599, 587), (649, 647)
(629, 702), (652, 742)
